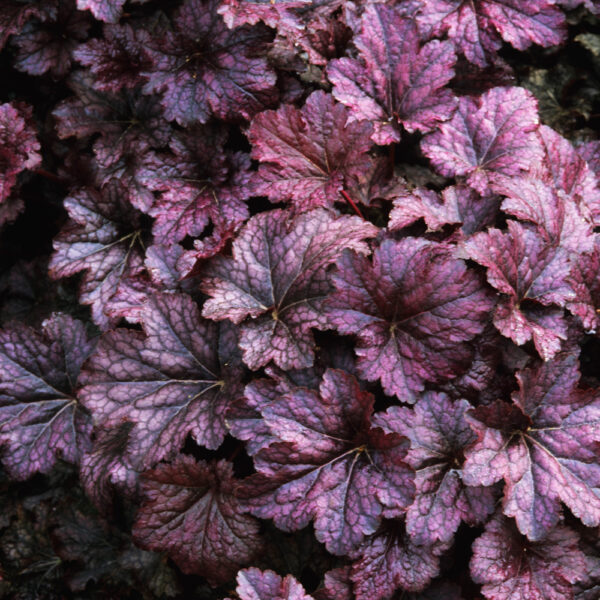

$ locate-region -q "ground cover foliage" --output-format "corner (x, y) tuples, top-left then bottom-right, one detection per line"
(1, 1), (600, 598)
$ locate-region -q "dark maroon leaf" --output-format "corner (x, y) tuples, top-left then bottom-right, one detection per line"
(471, 513), (586, 600)
(326, 237), (493, 401)
(11, 0), (90, 78)
(73, 23), (152, 92)
(133, 455), (262, 584)
(142, 0), (277, 125)
(242, 369), (415, 555)
(463, 354), (600, 540)
(0, 314), (95, 479)
(79, 292), (243, 469)
(201, 208), (377, 370)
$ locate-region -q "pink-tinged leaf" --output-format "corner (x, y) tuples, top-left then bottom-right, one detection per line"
(230, 568), (313, 600)
(76, 0), (126, 23)
(11, 0), (90, 78)
(79, 421), (139, 514)
(133, 456), (263, 584)
(416, 0), (565, 67)
(0, 102), (41, 205)
(242, 369), (415, 555)
(536, 126), (600, 227)
(374, 392), (495, 545)
(326, 238), (493, 401)
(389, 185), (500, 236)
(73, 23), (152, 92)
(201, 209), (377, 370)
(313, 567), (353, 600)
(350, 520), (448, 600)
(463, 353), (600, 540)
(48, 181), (147, 329)
(140, 126), (251, 249)
(248, 91), (374, 211)
(464, 221), (576, 360)
(574, 528), (600, 600)
(0, 314), (95, 480)
(79, 293), (243, 469)
(471, 514), (586, 600)
(328, 4), (456, 145)
(493, 175), (596, 256)
(142, 0), (277, 125)
(567, 238), (600, 332)
(218, 0), (308, 28)
(421, 87), (543, 194)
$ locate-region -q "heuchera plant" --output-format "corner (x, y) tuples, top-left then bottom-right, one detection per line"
(1, 0), (600, 599)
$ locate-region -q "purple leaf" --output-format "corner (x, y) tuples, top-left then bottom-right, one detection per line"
(471, 514), (586, 600)
(313, 567), (353, 600)
(0, 102), (41, 206)
(463, 354), (600, 540)
(374, 392), (495, 545)
(328, 4), (456, 145)
(218, 0), (308, 29)
(0, 0), (55, 51)
(248, 91), (374, 211)
(140, 125), (251, 250)
(350, 520), (448, 600)
(326, 238), (493, 401)
(48, 181), (147, 329)
(416, 0), (565, 67)
(0, 314), (95, 479)
(132, 455), (262, 584)
(142, 0), (277, 125)
(388, 185), (500, 236)
(241, 369), (415, 555)
(464, 220), (576, 360)
(79, 421), (139, 514)
(79, 293), (243, 469)
(73, 23), (152, 92)
(421, 87), (543, 194)
(11, 0), (90, 78)
(76, 0), (129, 23)
(201, 208), (377, 370)
(230, 568), (314, 600)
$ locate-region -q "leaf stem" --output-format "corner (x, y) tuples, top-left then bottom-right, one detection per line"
(340, 189), (365, 219)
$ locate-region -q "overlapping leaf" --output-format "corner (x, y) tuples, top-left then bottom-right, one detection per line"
(471, 514), (585, 600)
(421, 87), (543, 194)
(133, 455), (262, 584)
(464, 220), (577, 360)
(228, 568), (313, 600)
(201, 209), (377, 370)
(79, 292), (243, 469)
(0, 102), (41, 206)
(463, 354), (600, 540)
(242, 369), (415, 555)
(0, 314), (95, 479)
(248, 91), (373, 211)
(142, 0), (277, 125)
(48, 180), (147, 328)
(326, 238), (492, 401)
(328, 4), (456, 145)
(375, 392), (495, 545)
(350, 520), (448, 600)
(416, 0), (566, 67)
